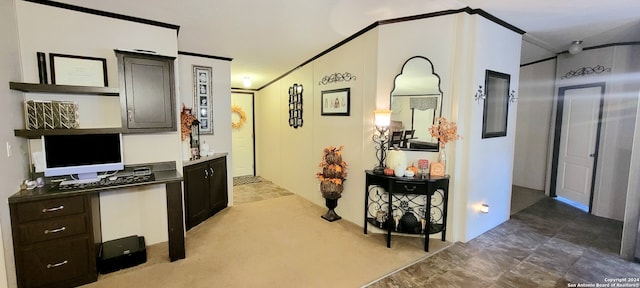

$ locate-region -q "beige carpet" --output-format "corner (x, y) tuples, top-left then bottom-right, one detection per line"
(82, 194), (450, 288)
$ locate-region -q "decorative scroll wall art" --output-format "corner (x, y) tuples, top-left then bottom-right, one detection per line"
(193, 65), (213, 134)
(318, 72), (357, 85)
(561, 65), (611, 79)
(288, 83), (303, 128)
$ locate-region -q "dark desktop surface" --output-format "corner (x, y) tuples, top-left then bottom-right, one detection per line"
(9, 164), (183, 204)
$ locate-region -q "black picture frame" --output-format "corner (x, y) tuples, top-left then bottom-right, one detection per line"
(193, 65), (214, 134)
(49, 53), (108, 87)
(321, 88), (350, 116)
(482, 70), (510, 138)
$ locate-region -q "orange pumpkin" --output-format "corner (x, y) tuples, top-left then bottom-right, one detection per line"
(407, 163), (419, 175)
(383, 168), (395, 176)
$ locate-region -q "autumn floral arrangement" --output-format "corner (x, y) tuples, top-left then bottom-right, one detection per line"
(316, 146), (348, 200)
(428, 117), (461, 148)
(180, 104), (197, 141)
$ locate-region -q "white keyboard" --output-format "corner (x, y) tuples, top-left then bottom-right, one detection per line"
(59, 178), (101, 186)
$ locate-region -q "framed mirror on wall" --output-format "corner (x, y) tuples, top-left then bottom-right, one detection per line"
(389, 56), (443, 152)
(482, 70), (510, 138)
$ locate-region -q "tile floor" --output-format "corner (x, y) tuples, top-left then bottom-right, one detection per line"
(368, 196), (640, 288)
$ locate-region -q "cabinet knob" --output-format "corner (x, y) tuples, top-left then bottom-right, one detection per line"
(204, 169), (209, 178)
(209, 168), (214, 175)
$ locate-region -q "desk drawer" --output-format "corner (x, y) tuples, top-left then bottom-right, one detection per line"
(14, 196), (85, 223)
(18, 215), (88, 245)
(18, 237), (95, 288)
(392, 181), (427, 194)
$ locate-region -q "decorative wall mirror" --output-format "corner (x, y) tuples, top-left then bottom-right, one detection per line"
(482, 70), (510, 138)
(389, 56), (443, 151)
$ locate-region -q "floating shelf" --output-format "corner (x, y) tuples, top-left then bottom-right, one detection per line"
(14, 128), (124, 139)
(9, 82), (120, 96)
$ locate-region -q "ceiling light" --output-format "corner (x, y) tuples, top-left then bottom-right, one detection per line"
(242, 76), (252, 88)
(568, 41), (583, 55)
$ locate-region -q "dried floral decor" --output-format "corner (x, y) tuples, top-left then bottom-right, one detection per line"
(428, 117), (461, 148)
(180, 104), (197, 141)
(316, 145), (348, 200)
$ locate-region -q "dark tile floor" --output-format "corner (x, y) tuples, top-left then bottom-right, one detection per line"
(368, 197), (640, 288)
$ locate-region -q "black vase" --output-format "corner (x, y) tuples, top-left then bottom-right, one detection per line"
(321, 198), (342, 222)
(399, 211), (419, 233)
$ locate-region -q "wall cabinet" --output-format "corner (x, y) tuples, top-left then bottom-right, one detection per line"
(10, 195), (101, 288)
(115, 50), (176, 132)
(184, 156), (228, 230)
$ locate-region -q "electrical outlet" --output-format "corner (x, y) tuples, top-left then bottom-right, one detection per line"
(6, 142), (12, 157)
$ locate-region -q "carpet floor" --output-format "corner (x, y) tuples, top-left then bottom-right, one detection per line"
(82, 194), (450, 288)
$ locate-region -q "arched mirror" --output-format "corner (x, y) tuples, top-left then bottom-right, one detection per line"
(389, 56), (443, 151)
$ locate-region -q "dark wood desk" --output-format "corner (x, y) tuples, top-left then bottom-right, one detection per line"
(364, 170), (449, 252)
(8, 162), (184, 288)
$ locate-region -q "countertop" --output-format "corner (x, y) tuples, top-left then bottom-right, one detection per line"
(183, 153), (228, 167)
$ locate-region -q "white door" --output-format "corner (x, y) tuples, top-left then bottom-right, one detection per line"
(231, 92), (254, 177)
(555, 84), (603, 210)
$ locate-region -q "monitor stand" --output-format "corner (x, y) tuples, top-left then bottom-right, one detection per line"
(77, 172), (99, 180)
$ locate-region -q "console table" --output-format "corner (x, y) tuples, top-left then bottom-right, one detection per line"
(364, 170), (449, 252)
(8, 162), (184, 288)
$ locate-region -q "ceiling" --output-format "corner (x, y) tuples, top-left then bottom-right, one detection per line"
(51, 0), (640, 90)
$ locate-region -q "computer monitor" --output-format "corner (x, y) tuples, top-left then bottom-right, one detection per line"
(42, 133), (124, 180)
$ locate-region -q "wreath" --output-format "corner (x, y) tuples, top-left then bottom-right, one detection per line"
(231, 105), (247, 129)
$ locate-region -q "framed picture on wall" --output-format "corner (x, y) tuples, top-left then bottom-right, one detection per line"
(193, 65), (213, 134)
(49, 53), (108, 87)
(321, 88), (350, 116)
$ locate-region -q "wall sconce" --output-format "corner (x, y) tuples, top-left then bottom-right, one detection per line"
(509, 90), (517, 103)
(568, 40), (584, 55)
(288, 84), (303, 128)
(372, 110), (392, 174)
(480, 203), (489, 214)
(474, 85), (485, 102)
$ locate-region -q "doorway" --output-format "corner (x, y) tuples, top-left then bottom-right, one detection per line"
(550, 82), (605, 212)
(231, 92), (255, 177)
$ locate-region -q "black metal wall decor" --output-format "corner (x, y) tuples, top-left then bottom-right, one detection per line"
(318, 72), (357, 85)
(288, 83), (303, 128)
(561, 65), (611, 79)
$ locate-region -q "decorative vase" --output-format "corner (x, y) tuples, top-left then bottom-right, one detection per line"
(386, 148), (407, 170)
(438, 148), (446, 171)
(182, 141), (191, 161)
(399, 211), (420, 233)
(321, 197), (342, 222)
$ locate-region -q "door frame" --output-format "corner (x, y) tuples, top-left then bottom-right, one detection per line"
(231, 91), (256, 176)
(549, 82), (605, 213)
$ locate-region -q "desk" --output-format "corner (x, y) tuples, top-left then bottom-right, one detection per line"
(364, 170), (449, 252)
(8, 162), (184, 288)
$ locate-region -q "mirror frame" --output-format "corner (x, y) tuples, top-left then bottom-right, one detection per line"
(481, 70), (510, 138)
(389, 56), (443, 152)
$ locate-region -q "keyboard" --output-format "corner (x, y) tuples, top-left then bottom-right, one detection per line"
(59, 178), (101, 186)
(56, 174), (155, 191)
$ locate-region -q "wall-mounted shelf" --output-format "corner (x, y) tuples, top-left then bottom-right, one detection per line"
(15, 128), (123, 139)
(9, 82), (120, 96)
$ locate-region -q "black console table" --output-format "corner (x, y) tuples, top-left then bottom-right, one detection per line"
(364, 170), (449, 252)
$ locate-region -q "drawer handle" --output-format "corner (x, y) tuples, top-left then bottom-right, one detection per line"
(204, 169), (209, 178)
(44, 227), (66, 234)
(42, 205), (64, 213)
(209, 167), (214, 175)
(403, 185), (417, 192)
(46, 260), (68, 269)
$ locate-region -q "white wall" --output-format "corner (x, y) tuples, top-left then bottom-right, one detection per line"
(177, 54), (233, 205)
(454, 15), (522, 241)
(0, 1), (29, 286)
(554, 45), (639, 221)
(256, 11), (522, 244)
(514, 59), (556, 191)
